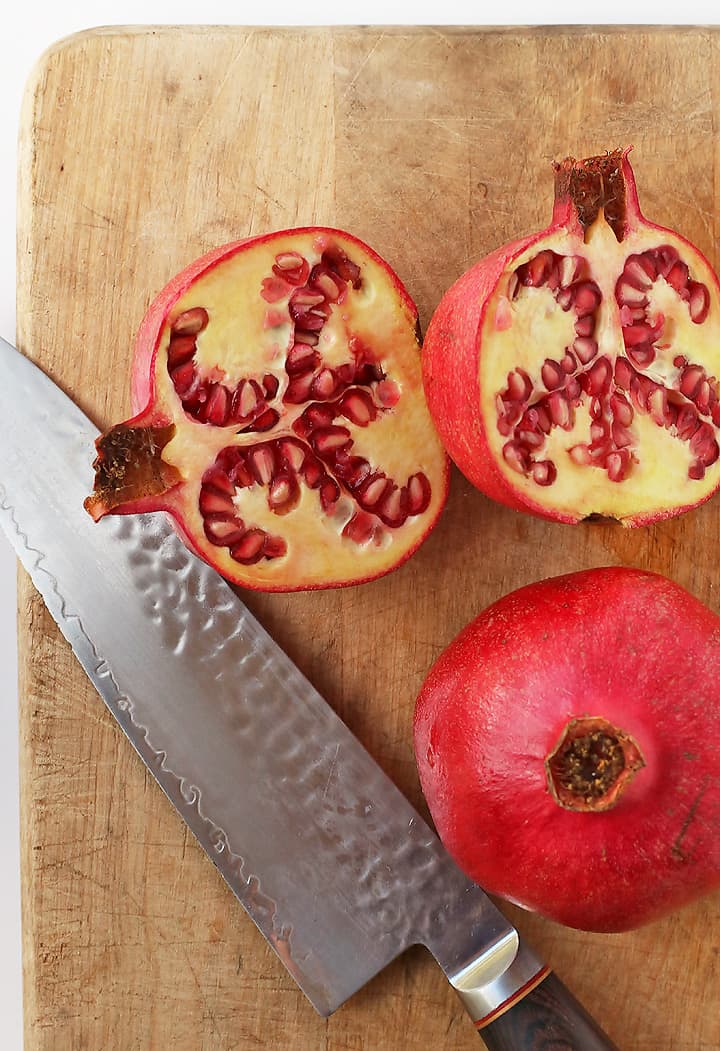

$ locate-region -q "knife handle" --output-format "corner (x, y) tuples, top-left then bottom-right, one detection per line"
(476, 968), (619, 1050)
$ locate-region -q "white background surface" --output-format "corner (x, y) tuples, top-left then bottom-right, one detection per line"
(1, 4), (717, 1048)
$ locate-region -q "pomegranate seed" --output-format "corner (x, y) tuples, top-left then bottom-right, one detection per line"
(688, 282), (710, 323)
(341, 390), (377, 426)
(623, 323), (656, 347)
(279, 439), (305, 471)
(506, 369), (532, 402)
(323, 246), (362, 288)
(236, 381), (257, 419)
(585, 357), (612, 396)
(268, 473), (298, 511)
(564, 376), (582, 400)
(556, 287), (574, 311)
(311, 369), (337, 400)
(341, 457), (372, 491)
(499, 397), (523, 427)
(291, 289), (325, 309)
(202, 465), (235, 496)
(502, 441), (530, 473)
(697, 437), (720, 467)
(167, 334), (197, 369)
(612, 421), (634, 449)
(311, 270), (342, 301)
(665, 260), (689, 293)
(574, 315), (596, 338)
(518, 429), (546, 450)
(712, 403), (720, 428)
(647, 386), (667, 426)
(589, 396), (604, 421)
(284, 373), (315, 403)
(286, 343), (320, 376)
(342, 511), (376, 545)
(360, 475), (391, 508)
(171, 360), (197, 396)
(320, 479), (340, 511)
(202, 384), (230, 426)
(303, 458), (324, 488)
(227, 459), (255, 490)
(304, 404), (336, 431)
(230, 529), (267, 565)
(656, 244), (680, 278)
(559, 255), (581, 286)
(674, 355), (688, 369)
(676, 405), (700, 441)
(606, 449), (630, 482)
(547, 391), (573, 429)
(263, 374), (280, 399)
(680, 365), (705, 400)
(199, 486), (236, 517)
(312, 427), (352, 455)
(171, 306), (209, 336)
(531, 460), (557, 486)
(527, 251), (554, 286)
(626, 344), (656, 369)
(568, 444), (592, 466)
(623, 257), (654, 290)
(610, 393), (634, 427)
(261, 276), (292, 303)
(376, 379), (401, 407)
(275, 251), (305, 271)
(250, 446), (275, 486)
(378, 485), (408, 526)
(689, 461), (706, 481)
(204, 518), (245, 547)
(690, 423), (719, 462)
(614, 357), (635, 390)
(573, 282), (601, 316)
(573, 337), (598, 365)
(695, 380), (714, 416)
(249, 408), (280, 432)
(263, 535), (287, 559)
(590, 420), (609, 444)
(407, 473), (431, 515)
(561, 351), (576, 373)
(541, 359), (564, 390)
(616, 280), (648, 307)
(293, 330), (320, 347)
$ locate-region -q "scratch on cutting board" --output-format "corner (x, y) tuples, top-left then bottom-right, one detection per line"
(338, 34), (386, 106)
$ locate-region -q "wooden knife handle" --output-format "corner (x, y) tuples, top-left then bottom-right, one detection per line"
(476, 969), (619, 1050)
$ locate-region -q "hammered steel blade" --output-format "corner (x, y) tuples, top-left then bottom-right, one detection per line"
(0, 337), (524, 1016)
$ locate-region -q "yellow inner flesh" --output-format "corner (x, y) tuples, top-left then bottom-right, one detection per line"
(154, 231), (445, 586)
(481, 215), (720, 520)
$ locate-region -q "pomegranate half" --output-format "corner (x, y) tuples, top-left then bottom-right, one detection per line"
(85, 228), (448, 590)
(422, 148), (720, 525)
(414, 567), (720, 933)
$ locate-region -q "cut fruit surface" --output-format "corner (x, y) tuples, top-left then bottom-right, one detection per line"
(423, 148), (720, 525)
(85, 228), (448, 590)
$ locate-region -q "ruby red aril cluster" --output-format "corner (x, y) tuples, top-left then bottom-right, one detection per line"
(172, 245), (432, 565)
(497, 245), (717, 485)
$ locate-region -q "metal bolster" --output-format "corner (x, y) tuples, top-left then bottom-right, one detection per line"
(447, 932), (548, 1028)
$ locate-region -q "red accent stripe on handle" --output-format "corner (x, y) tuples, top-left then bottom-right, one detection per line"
(475, 965), (552, 1029)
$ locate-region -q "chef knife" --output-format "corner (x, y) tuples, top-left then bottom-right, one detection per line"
(0, 336), (618, 1049)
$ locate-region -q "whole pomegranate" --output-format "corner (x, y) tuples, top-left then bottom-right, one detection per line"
(414, 567), (720, 932)
(85, 228), (448, 590)
(422, 148), (720, 525)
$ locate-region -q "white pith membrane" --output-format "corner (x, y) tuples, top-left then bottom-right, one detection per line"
(153, 231), (445, 587)
(481, 213), (720, 520)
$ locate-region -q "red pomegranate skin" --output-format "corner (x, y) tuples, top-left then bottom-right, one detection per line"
(414, 567), (720, 932)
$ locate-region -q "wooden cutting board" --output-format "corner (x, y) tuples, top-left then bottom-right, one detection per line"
(16, 25), (720, 1050)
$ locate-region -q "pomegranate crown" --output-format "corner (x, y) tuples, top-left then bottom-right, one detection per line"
(553, 147), (634, 243)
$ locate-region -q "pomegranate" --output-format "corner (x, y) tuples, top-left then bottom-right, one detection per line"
(414, 567), (720, 933)
(422, 148), (720, 525)
(85, 228), (448, 590)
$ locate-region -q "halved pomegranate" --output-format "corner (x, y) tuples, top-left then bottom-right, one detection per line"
(423, 148), (720, 525)
(85, 228), (448, 590)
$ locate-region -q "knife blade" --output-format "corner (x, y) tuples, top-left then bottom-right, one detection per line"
(0, 336), (618, 1048)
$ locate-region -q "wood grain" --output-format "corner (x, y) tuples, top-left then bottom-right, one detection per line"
(15, 25), (720, 1050)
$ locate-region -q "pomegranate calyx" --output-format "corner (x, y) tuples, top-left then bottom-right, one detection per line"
(84, 422), (181, 521)
(553, 148), (628, 243)
(545, 715), (645, 812)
